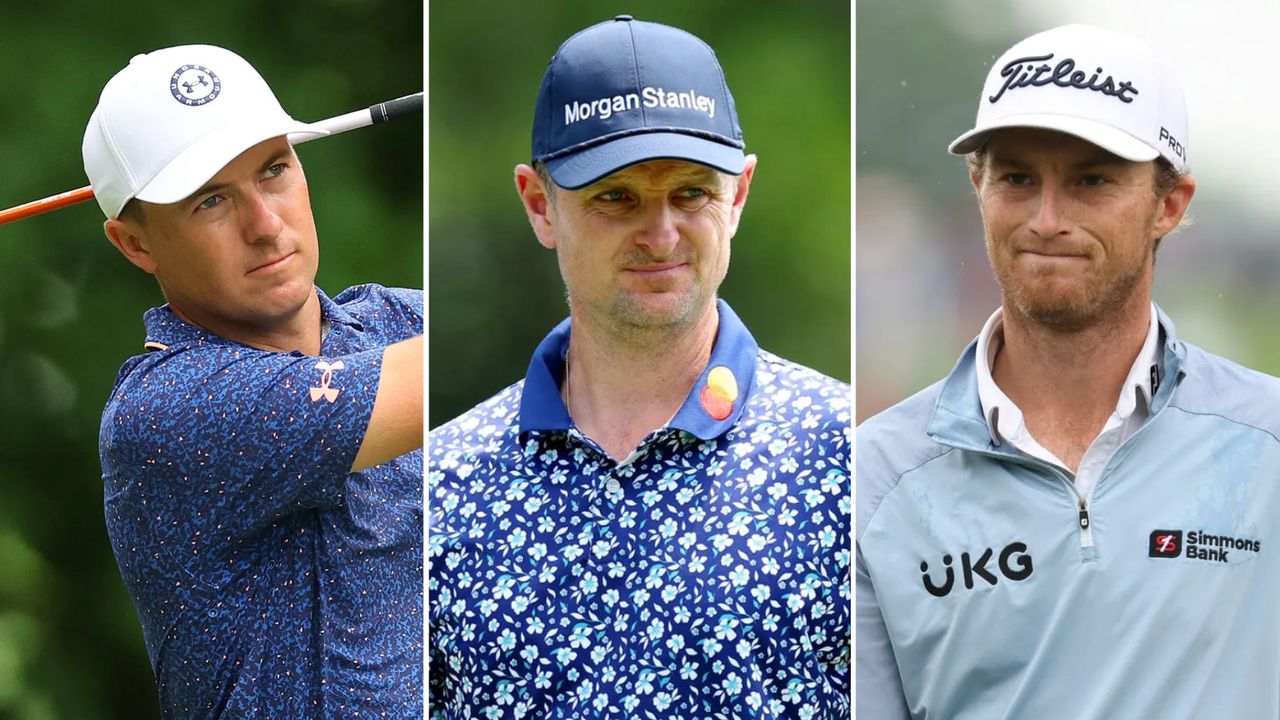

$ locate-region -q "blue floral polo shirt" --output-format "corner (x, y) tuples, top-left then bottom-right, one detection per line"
(428, 300), (851, 719)
(100, 284), (423, 719)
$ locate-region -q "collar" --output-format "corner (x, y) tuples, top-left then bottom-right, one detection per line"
(930, 303), (1184, 451)
(142, 286), (360, 351)
(517, 299), (760, 441)
(975, 303), (1161, 445)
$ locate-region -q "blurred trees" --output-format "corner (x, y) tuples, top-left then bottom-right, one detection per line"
(0, 0), (421, 716)
(429, 2), (852, 427)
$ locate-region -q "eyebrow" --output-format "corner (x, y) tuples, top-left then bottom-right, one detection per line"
(183, 148), (293, 204)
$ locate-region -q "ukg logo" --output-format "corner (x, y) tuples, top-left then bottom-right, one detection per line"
(920, 542), (1034, 598)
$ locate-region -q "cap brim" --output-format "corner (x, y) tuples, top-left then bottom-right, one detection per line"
(545, 132), (746, 190)
(134, 117), (328, 206)
(948, 114), (1158, 162)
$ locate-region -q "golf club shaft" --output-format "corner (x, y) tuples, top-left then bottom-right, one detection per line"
(0, 91), (423, 226)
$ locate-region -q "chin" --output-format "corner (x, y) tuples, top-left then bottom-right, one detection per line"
(1015, 303), (1096, 329)
(1009, 283), (1129, 331)
(254, 280), (315, 318)
(1008, 261), (1148, 327)
(609, 290), (709, 331)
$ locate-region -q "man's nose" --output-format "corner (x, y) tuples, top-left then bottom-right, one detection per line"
(241, 190), (284, 242)
(632, 201), (680, 255)
(1027, 184), (1069, 239)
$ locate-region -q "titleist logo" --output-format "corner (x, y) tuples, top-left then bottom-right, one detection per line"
(990, 53), (1139, 104)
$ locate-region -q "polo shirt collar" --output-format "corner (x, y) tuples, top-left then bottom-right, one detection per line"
(929, 302), (1185, 451)
(517, 299), (760, 440)
(975, 302), (1160, 445)
(517, 317), (573, 432)
(317, 288), (364, 331)
(142, 286), (356, 349)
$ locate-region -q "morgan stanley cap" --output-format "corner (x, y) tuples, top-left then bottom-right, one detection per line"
(83, 45), (327, 219)
(531, 15), (747, 190)
(949, 24), (1188, 171)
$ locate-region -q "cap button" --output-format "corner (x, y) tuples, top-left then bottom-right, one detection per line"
(614, 14), (633, 21)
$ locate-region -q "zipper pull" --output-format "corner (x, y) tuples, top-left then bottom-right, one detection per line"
(1078, 502), (1090, 530)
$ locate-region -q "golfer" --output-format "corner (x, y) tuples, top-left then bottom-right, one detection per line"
(857, 24), (1280, 718)
(87, 45), (422, 717)
(428, 15), (850, 720)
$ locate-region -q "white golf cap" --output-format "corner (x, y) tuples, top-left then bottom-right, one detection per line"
(949, 25), (1188, 171)
(82, 44), (328, 219)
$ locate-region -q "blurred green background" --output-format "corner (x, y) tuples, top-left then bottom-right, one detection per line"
(0, 1), (421, 717)
(429, 3), (851, 427)
(857, 0), (1280, 421)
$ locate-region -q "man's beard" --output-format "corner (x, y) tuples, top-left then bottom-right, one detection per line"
(998, 253), (1149, 332)
(990, 218), (1157, 332)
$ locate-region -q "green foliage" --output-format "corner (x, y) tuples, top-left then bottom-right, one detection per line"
(0, 1), (421, 716)
(429, 2), (851, 427)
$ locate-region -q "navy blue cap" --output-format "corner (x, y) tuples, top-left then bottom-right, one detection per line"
(531, 15), (746, 190)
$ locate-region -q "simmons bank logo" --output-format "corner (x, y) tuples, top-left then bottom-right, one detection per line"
(1149, 529), (1261, 562)
(920, 542), (1034, 598)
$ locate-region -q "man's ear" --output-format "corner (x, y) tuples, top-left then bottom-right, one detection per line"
(1152, 172), (1196, 240)
(725, 154), (758, 238)
(104, 217), (158, 274)
(514, 164), (558, 250)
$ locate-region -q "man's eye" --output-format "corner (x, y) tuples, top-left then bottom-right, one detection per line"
(264, 163), (286, 179)
(1080, 174), (1106, 187)
(197, 195), (223, 211)
(596, 190), (627, 202)
(678, 187), (708, 199)
(1005, 173), (1032, 186)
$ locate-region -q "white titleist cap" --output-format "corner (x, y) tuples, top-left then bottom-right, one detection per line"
(82, 45), (328, 219)
(948, 25), (1188, 171)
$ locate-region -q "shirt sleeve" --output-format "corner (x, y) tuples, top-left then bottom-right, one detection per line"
(857, 542), (913, 720)
(102, 342), (383, 546)
(382, 286), (424, 322)
(427, 631), (448, 718)
(334, 284), (423, 342)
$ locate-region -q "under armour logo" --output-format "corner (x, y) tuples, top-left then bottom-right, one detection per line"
(182, 75), (210, 94)
(310, 360), (345, 403)
(170, 64), (221, 106)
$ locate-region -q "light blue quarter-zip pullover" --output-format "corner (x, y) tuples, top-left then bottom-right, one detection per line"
(857, 308), (1280, 719)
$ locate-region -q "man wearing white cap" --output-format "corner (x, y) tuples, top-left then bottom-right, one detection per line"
(858, 24), (1280, 718)
(86, 45), (422, 718)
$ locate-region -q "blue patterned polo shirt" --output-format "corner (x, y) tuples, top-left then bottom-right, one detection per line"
(428, 300), (851, 720)
(100, 284), (423, 719)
